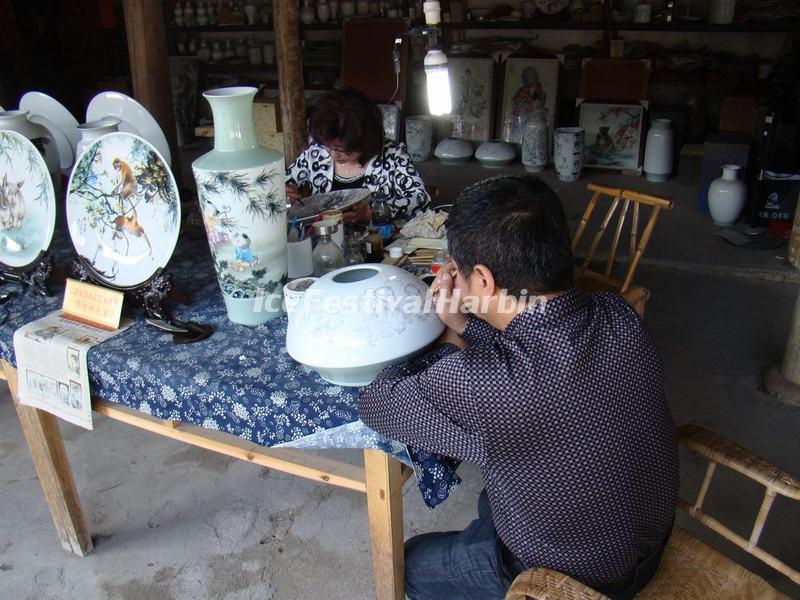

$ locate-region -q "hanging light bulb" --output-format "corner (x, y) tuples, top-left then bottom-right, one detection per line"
(424, 49), (451, 116)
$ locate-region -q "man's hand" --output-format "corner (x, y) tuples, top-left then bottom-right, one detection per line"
(343, 202), (372, 224)
(437, 326), (469, 350)
(431, 261), (468, 335)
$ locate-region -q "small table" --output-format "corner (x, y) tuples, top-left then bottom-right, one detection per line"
(0, 240), (460, 600)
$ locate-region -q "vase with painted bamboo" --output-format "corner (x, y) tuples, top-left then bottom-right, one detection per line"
(192, 86), (288, 325)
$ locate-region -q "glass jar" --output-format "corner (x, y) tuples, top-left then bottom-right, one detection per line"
(313, 222), (345, 276)
(344, 233), (365, 265)
(365, 225), (384, 262)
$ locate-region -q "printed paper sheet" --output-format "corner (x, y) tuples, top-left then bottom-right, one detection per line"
(13, 310), (131, 429)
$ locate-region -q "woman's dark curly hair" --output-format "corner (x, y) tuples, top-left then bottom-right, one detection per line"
(309, 88), (384, 165)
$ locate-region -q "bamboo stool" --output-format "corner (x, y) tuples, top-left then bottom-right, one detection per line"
(571, 184), (674, 318)
(506, 425), (800, 600)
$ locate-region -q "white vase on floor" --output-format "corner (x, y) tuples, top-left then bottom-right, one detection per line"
(708, 164), (746, 226)
(643, 118), (673, 182)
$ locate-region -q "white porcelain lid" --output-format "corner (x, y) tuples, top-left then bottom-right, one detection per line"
(286, 264), (445, 370)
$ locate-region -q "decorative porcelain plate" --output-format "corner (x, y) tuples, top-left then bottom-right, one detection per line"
(0, 131), (56, 269)
(534, 0), (570, 14)
(86, 91), (172, 166)
(67, 132), (180, 289)
(288, 188), (372, 224)
(19, 91), (81, 171)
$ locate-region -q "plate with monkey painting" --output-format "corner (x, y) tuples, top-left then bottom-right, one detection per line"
(0, 131), (56, 270)
(66, 132), (180, 289)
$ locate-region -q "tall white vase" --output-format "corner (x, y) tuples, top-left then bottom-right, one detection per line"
(643, 118), (673, 182)
(405, 116), (433, 162)
(0, 110), (61, 184)
(522, 109), (548, 173)
(708, 164), (746, 226)
(192, 86), (288, 325)
(554, 127), (584, 182)
(76, 118), (120, 158)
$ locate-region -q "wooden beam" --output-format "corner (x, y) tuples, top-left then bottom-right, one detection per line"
(364, 449), (405, 600)
(273, 0), (308, 161)
(1, 361), (93, 556)
(93, 400), (367, 493)
(122, 0), (182, 181)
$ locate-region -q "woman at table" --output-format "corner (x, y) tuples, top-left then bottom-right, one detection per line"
(285, 88), (431, 223)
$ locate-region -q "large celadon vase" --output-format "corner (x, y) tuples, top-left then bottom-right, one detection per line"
(192, 86), (288, 325)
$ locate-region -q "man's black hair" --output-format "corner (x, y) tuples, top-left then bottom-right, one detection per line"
(446, 175), (574, 296)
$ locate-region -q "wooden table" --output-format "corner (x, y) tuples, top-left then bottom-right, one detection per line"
(1, 360), (411, 600)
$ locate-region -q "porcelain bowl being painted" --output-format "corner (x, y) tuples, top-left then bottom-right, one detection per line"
(434, 138), (473, 165)
(476, 140), (516, 168)
(285, 264), (445, 386)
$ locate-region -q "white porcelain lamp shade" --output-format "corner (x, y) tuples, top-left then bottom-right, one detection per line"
(286, 264), (445, 386)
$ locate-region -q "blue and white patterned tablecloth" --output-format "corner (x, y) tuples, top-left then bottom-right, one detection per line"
(0, 237), (460, 508)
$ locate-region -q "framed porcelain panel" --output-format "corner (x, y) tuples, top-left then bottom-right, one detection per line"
(449, 55), (495, 142)
(579, 102), (646, 171)
(499, 57), (560, 144)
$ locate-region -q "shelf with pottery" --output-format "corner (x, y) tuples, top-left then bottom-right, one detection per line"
(198, 61), (339, 74)
(443, 19), (605, 30)
(608, 20), (799, 32)
(170, 22), (348, 32)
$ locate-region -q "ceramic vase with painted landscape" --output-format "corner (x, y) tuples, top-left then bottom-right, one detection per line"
(0, 110), (61, 187)
(192, 86), (288, 325)
(522, 109), (548, 173)
(708, 164), (747, 226)
(643, 118), (673, 182)
(405, 115), (433, 162)
(554, 127), (585, 182)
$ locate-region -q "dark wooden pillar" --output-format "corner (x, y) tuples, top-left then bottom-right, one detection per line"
(273, 0), (307, 162)
(121, 0), (182, 180)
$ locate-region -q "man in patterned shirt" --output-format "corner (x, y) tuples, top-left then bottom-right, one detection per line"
(358, 176), (678, 600)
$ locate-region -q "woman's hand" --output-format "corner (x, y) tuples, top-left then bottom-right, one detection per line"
(430, 261), (468, 335)
(285, 184), (301, 204)
(343, 202), (372, 224)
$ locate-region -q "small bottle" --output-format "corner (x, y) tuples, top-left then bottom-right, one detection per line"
(344, 233), (365, 265)
(371, 194), (394, 241)
(365, 225), (384, 262)
(312, 222), (345, 276)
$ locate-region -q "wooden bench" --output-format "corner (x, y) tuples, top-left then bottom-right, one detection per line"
(506, 425), (800, 599)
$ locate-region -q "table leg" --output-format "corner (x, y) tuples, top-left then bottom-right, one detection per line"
(1, 361), (93, 555)
(364, 448), (405, 600)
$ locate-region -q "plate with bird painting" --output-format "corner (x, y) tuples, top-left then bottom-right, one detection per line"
(66, 132), (180, 289)
(0, 131), (56, 270)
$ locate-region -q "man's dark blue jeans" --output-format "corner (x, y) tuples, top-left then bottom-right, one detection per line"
(404, 490), (670, 600)
(404, 490), (513, 600)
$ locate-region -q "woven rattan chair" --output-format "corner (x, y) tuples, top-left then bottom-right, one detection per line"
(506, 425), (800, 600)
(571, 184), (674, 319)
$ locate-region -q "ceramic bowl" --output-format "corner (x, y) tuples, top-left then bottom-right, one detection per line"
(286, 264), (445, 386)
(475, 140), (516, 168)
(434, 138), (473, 165)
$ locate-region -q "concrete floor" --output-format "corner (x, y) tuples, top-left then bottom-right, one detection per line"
(1, 163), (799, 600)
